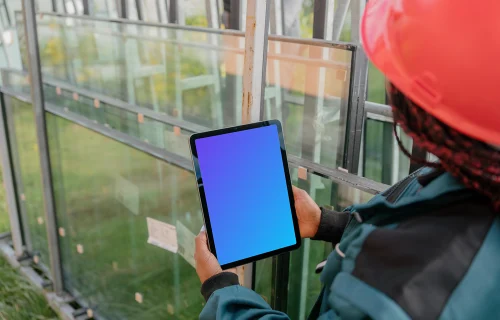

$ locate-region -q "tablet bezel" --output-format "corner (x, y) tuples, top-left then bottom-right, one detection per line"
(189, 120), (301, 270)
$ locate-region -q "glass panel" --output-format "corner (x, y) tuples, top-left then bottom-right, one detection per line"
(254, 258), (273, 303)
(254, 168), (373, 318)
(4, 0), (21, 27)
(290, 1), (352, 40)
(0, 166), (9, 233)
(365, 63), (413, 184)
(47, 113), (204, 319)
(4, 96), (50, 268)
(363, 120), (412, 185)
(1, 69), (31, 94)
(42, 87), (191, 158)
(264, 40), (353, 169)
(93, 0), (119, 18)
(35, 14), (245, 129)
(37, 0), (55, 11)
(367, 63), (386, 103)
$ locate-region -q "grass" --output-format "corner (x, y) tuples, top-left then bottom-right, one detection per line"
(0, 256), (59, 320)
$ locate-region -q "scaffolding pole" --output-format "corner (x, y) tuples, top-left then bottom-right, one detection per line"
(21, 0), (64, 295)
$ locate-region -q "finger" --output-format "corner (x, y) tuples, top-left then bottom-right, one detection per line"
(195, 231), (207, 246)
(195, 231), (210, 257)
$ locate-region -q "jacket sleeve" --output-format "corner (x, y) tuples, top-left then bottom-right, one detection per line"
(200, 282), (290, 319)
(311, 207), (350, 244)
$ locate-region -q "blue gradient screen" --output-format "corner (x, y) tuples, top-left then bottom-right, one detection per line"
(195, 125), (297, 265)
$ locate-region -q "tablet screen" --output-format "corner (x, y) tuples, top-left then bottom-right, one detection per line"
(194, 124), (298, 266)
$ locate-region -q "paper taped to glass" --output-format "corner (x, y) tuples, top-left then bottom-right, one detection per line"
(147, 217), (178, 253)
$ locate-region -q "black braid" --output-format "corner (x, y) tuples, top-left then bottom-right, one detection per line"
(387, 82), (500, 211)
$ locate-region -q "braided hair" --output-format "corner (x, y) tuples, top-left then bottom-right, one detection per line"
(387, 82), (500, 211)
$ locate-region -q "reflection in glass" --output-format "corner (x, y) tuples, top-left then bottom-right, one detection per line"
(264, 40), (353, 170)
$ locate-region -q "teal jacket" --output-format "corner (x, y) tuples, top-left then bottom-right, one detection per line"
(199, 169), (500, 319)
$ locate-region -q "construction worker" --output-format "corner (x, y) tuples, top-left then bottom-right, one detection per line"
(194, 1), (500, 319)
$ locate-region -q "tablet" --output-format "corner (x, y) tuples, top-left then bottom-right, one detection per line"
(190, 120), (301, 269)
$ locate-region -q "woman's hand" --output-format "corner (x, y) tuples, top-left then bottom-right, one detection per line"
(292, 186), (321, 238)
(194, 230), (237, 283)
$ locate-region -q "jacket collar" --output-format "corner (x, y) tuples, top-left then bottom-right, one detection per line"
(351, 169), (469, 222)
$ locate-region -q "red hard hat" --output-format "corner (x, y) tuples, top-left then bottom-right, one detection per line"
(361, 0), (500, 146)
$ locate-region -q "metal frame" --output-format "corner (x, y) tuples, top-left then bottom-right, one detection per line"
(344, 47), (368, 174)
(34, 10), (359, 50)
(21, 0), (64, 295)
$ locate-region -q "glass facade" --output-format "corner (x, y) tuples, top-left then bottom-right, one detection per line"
(0, 2), (418, 318)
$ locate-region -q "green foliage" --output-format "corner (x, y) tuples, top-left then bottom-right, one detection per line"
(0, 256), (59, 320)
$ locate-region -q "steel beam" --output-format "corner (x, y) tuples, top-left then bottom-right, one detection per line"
(21, 0), (64, 295)
(344, 47), (368, 174)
